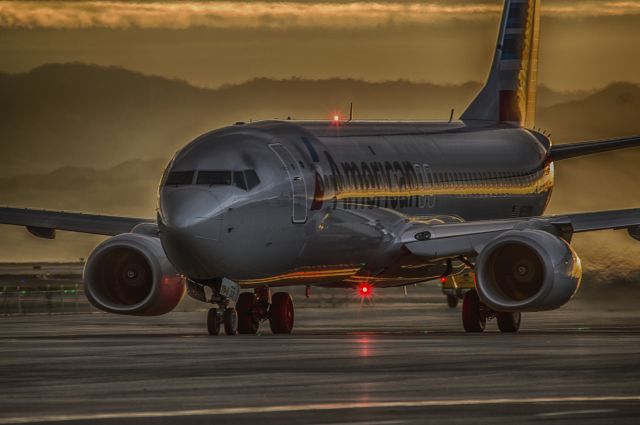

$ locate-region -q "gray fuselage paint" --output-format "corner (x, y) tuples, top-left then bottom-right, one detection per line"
(158, 120), (553, 288)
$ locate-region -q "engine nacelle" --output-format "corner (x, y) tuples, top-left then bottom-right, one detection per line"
(83, 233), (186, 316)
(476, 229), (582, 312)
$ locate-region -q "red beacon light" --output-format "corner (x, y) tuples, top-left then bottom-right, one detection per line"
(329, 110), (343, 127)
(357, 282), (373, 298)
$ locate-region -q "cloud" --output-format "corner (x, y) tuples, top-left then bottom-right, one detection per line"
(1, 1), (640, 30)
(0, 1), (498, 29)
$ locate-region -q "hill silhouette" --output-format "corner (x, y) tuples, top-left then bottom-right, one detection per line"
(0, 62), (593, 177)
(537, 82), (640, 141)
(1, 63), (639, 268)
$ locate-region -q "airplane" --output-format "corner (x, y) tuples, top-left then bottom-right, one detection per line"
(2, 0), (640, 335)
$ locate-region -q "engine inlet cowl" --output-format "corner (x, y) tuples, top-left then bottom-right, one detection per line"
(83, 233), (185, 316)
(475, 229), (582, 312)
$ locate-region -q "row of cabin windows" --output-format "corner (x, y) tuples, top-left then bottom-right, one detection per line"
(430, 170), (541, 187)
(337, 168), (542, 192)
(165, 170), (260, 191)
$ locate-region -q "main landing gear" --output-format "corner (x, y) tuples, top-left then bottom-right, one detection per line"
(236, 286), (295, 335)
(446, 294), (459, 308)
(462, 290), (521, 333)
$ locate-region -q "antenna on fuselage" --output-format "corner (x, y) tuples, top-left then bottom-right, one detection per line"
(348, 102), (354, 122)
(448, 108), (455, 123)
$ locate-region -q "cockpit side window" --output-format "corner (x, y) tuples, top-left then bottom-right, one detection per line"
(165, 171), (194, 186)
(244, 170), (260, 190)
(196, 171), (232, 186)
(233, 171), (247, 190)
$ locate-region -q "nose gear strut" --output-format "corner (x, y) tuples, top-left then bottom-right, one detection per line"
(187, 278), (241, 336)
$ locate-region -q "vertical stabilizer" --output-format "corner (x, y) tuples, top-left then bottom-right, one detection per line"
(461, 0), (541, 127)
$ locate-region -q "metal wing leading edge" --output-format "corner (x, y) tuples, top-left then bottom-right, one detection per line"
(402, 208), (640, 258)
(0, 206), (154, 239)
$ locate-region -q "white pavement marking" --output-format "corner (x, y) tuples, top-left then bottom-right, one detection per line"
(0, 396), (638, 424)
(314, 421), (407, 425)
(535, 409), (617, 417)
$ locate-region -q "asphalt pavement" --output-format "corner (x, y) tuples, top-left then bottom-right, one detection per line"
(1, 297), (640, 424)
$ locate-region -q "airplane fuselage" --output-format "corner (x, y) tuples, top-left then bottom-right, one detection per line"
(157, 120), (554, 289)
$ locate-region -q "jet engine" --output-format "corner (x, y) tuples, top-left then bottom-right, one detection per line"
(83, 233), (185, 315)
(475, 229), (582, 312)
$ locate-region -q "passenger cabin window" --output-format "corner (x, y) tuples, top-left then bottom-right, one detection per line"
(165, 171), (194, 186)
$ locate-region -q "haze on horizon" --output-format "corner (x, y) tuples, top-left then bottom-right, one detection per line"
(1, 0), (640, 265)
(1, 0), (640, 90)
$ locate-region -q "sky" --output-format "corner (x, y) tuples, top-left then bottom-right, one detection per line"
(1, 0), (640, 90)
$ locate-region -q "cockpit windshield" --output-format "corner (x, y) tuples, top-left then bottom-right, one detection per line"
(164, 170), (260, 191)
(196, 171), (232, 186)
(165, 171), (194, 186)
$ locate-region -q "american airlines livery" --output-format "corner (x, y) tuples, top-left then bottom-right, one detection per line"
(2, 0), (639, 335)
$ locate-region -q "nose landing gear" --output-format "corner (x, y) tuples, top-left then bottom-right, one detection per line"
(207, 307), (238, 336)
(186, 278), (241, 336)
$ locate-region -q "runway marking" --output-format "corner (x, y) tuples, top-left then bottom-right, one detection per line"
(0, 396), (638, 424)
(535, 409), (616, 417)
(313, 421), (407, 425)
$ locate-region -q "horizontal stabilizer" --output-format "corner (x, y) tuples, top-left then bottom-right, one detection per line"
(550, 135), (640, 161)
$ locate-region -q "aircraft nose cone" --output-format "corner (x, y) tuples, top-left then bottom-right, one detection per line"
(159, 187), (220, 231)
(158, 187), (225, 279)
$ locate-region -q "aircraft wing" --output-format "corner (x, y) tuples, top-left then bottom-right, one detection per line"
(402, 208), (640, 258)
(0, 206), (154, 239)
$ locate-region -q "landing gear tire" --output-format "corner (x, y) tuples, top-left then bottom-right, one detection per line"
(223, 307), (238, 335)
(269, 292), (294, 334)
(447, 294), (459, 308)
(496, 311), (522, 333)
(207, 308), (221, 336)
(237, 292), (259, 335)
(462, 290), (486, 333)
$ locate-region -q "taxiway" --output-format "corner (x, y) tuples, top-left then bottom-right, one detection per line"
(1, 297), (640, 424)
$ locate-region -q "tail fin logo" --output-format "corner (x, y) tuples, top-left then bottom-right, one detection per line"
(461, 0), (541, 128)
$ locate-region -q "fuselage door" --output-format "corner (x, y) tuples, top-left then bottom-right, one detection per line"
(269, 143), (308, 224)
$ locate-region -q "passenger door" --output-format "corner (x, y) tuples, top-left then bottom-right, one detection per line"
(269, 143), (308, 224)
